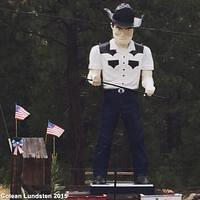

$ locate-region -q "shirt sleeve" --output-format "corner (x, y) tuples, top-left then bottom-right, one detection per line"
(141, 46), (154, 70)
(88, 45), (102, 70)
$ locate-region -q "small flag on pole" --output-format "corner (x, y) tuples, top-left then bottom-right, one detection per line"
(46, 121), (64, 138)
(15, 104), (30, 120)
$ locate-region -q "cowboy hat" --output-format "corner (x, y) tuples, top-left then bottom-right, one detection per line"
(104, 3), (143, 28)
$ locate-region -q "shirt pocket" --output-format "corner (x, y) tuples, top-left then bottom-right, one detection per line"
(108, 60), (119, 68)
(128, 60), (139, 69)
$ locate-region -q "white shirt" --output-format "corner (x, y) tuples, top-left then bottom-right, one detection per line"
(88, 38), (154, 89)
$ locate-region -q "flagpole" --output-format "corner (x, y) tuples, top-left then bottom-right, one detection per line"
(45, 120), (49, 144)
(53, 137), (56, 157)
(15, 119), (18, 137)
(45, 133), (48, 144)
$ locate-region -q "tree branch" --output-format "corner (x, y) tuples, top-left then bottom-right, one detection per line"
(20, 26), (67, 47)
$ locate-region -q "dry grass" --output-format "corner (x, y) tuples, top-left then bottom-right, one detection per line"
(0, 185), (10, 200)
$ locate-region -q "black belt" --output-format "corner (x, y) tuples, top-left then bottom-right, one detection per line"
(104, 88), (138, 94)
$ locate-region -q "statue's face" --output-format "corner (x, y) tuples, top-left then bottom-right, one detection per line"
(112, 25), (134, 47)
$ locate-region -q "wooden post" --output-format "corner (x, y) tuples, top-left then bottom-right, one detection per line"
(10, 155), (23, 200)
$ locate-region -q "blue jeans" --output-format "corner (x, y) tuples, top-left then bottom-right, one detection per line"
(93, 89), (148, 178)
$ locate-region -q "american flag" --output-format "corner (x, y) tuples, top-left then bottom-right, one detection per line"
(15, 104), (30, 120)
(46, 121), (64, 138)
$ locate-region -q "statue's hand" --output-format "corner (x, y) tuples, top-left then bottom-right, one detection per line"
(87, 70), (101, 86)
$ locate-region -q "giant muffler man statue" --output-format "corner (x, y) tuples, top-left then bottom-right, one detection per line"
(87, 3), (155, 184)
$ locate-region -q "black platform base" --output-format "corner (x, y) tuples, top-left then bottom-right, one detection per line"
(90, 182), (155, 195)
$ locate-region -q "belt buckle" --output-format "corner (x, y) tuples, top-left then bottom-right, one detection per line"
(118, 88), (125, 94)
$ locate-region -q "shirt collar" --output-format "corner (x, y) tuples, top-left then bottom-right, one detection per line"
(110, 38), (136, 52)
